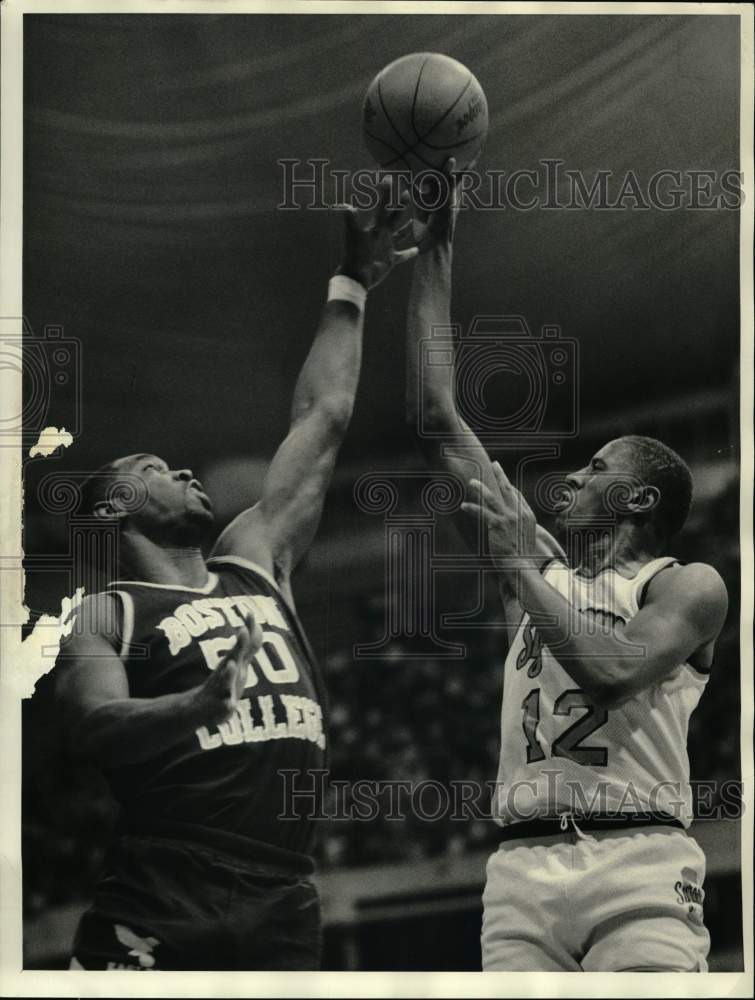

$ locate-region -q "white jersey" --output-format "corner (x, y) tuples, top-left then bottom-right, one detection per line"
(493, 556), (708, 828)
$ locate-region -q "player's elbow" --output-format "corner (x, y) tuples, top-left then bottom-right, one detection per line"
(70, 731), (101, 764)
(406, 394), (456, 435)
(315, 393), (354, 436)
(591, 683), (631, 711)
(585, 670), (634, 711)
(62, 701), (123, 766)
(63, 714), (104, 764)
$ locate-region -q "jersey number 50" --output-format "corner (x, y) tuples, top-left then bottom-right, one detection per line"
(522, 688), (608, 767)
(199, 630), (300, 687)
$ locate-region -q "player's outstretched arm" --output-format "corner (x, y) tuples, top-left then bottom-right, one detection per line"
(463, 465), (729, 708)
(406, 158), (564, 576)
(55, 594), (262, 766)
(211, 183), (416, 587)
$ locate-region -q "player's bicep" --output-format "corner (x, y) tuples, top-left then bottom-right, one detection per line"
(622, 564), (728, 679)
(55, 596), (130, 728)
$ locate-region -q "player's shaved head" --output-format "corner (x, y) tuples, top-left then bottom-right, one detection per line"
(612, 435), (693, 542)
(80, 455), (149, 516)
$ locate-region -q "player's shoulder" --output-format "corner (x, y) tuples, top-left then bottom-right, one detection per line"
(71, 590), (120, 627)
(61, 590), (121, 655)
(645, 560), (728, 618)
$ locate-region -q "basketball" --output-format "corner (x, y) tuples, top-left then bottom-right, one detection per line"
(362, 52), (488, 174)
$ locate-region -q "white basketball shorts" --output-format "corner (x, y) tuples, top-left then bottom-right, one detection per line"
(481, 822), (710, 971)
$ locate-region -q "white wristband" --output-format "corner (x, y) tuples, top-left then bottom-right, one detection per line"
(328, 274), (367, 312)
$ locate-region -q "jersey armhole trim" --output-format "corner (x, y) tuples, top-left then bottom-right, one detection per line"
(686, 660), (712, 677)
(634, 557), (681, 613)
(109, 590), (134, 660)
(539, 555), (566, 576)
(206, 555), (281, 597)
(508, 557), (565, 650)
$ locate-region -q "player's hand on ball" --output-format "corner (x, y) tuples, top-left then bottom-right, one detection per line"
(413, 156), (460, 253)
(461, 462), (538, 570)
(197, 612), (263, 725)
(334, 178), (418, 290)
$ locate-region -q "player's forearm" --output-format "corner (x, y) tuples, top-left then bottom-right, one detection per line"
(406, 245), (457, 429)
(290, 298), (364, 434)
(514, 564), (647, 708)
(73, 688), (207, 767)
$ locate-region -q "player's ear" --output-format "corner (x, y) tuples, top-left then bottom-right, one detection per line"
(631, 484), (660, 515)
(92, 500), (127, 523)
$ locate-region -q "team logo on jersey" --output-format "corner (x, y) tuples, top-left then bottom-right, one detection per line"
(516, 621), (544, 678)
(113, 924), (160, 968)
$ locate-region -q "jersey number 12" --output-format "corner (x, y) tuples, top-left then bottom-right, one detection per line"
(521, 688), (608, 766)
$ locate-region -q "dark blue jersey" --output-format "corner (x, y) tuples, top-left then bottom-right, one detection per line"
(102, 555), (326, 859)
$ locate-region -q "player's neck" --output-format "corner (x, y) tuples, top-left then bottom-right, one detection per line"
(574, 522), (660, 578)
(117, 533), (209, 589)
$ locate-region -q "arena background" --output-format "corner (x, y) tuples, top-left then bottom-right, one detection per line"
(20, 13), (742, 971)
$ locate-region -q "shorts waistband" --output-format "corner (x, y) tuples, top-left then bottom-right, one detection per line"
(116, 818), (315, 876)
(498, 811), (684, 843)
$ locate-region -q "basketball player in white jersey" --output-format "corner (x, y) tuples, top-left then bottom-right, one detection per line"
(406, 160), (728, 971)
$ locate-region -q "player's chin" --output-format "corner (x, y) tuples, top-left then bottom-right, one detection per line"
(186, 504), (215, 529)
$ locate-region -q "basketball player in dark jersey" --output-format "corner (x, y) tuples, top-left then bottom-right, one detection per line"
(55, 185), (417, 971)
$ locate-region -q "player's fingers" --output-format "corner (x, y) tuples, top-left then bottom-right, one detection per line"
(460, 500), (491, 523)
(513, 487), (535, 519)
(392, 216), (415, 240)
(215, 628), (246, 690)
(332, 201), (361, 236)
(240, 609), (259, 646)
(375, 177), (396, 228)
(443, 156), (458, 190)
(386, 189), (412, 228)
(393, 246), (419, 265)
(229, 620), (255, 699)
(225, 627), (245, 661)
(468, 477), (500, 509)
(249, 621), (264, 653)
(492, 461), (515, 496)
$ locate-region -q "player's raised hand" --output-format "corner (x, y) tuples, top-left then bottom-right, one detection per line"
(413, 156), (460, 253)
(461, 461), (538, 569)
(195, 612), (264, 726)
(333, 177), (418, 290)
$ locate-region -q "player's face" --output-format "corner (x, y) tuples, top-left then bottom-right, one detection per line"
(555, 439), (637, 535)
(112, 453), (214, 542)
